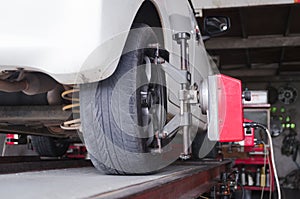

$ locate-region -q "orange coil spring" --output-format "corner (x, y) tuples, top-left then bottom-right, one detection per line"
(60, 88), (80, 130)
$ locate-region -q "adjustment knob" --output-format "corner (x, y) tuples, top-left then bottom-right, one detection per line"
(242, 91), (251, 101)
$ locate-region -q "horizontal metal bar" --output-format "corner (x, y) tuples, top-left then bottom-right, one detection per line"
(0, 125), (68, 137)
(205, 35), (300, 50)
(0, 105), (71, 122)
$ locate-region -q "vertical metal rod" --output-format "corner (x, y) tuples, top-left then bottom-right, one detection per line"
(183, 126), (190, 156)
(179, 39), (188, 70)
(174, 32), (191, 158)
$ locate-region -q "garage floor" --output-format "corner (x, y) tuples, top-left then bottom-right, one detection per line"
(0, 161), (226, 199)
(0, 166), (176, 199)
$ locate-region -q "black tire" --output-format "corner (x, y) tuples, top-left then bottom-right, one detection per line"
(192, 130), (218, 159)
(80, 24), (178, 174)
(31, 136), (69, 157)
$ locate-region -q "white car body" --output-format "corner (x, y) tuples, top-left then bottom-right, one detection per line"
(0, 0), (211, 82)
(0, 0), (212, 128)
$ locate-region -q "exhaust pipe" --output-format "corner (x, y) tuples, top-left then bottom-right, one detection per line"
(0, 79), (27, 93)
(0, 73), (58, 95)
(22, 73), (57, 95)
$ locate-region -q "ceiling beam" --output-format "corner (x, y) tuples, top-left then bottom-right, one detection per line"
(284, 6), (293, 36)
(192, 0), (295, 9)
(222, 68), (300, 82)
(221, 68), (277, 77)
(278, 5), (294, 75)
(239, 75), (300, 83)
(221, 63), (279, 70)
(238, 8), (252, 68)
(205, 35), (300, 50)
(221, 61), (300, 70)
(239, 8), (248, 39)
(221, 62), (300, 80)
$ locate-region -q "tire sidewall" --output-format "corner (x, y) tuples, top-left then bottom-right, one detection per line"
(80, 25), (181, 174)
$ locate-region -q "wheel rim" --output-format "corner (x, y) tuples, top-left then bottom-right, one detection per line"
(137, 56), (166, 146)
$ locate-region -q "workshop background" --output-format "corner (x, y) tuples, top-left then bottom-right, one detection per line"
(202, 3), (300, 181)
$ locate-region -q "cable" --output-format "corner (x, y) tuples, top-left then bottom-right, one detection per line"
(237, 182), (245, 199)
(260, 141), (266, 199)
(188, 0), (197, 16)
(199, 195), (209, 199)
(268, 144), (272, 199)
(261, 126), (281, 199)
(244, 122), (281, 199)
(261, 141), (267, 199)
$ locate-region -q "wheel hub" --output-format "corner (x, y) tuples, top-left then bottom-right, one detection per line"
(140, 85), (160, 110)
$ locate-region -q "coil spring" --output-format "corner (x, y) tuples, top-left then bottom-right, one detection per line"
(60, 87), (81, 130)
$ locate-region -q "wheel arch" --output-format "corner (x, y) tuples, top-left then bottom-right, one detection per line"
(77, 0), (168, 84)
(133, 1), (164, 47)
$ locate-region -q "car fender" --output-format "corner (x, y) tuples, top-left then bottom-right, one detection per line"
(0, 0), (143, 84)
(0, 0), (211, 90)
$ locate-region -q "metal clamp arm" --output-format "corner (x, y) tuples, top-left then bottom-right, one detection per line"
(161, 62), (191, 85)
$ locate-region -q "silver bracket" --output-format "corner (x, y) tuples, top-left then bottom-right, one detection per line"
(179, 89), (199, 105)
(155, 32), (201, 160)
(161, 62), (191, 84)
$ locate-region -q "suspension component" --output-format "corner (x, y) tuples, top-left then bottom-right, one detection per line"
(60, 87), (81, 130)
